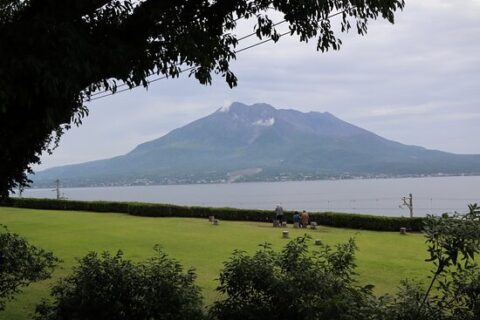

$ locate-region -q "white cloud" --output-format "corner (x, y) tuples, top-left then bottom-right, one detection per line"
(218, 104), (230, 112)
(254, 118), (275, 126)
(367, 103), (444, 117)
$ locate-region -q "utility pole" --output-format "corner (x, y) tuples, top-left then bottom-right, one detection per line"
(400, 193), (413, 218)
(55, 179), (60, 200)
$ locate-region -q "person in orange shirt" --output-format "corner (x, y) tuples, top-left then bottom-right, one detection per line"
(300, 210), (309, 228)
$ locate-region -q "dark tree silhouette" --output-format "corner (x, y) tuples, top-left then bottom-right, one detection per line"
(0, 0), (404, 197)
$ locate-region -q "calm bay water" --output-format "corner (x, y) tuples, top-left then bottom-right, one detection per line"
(20, 176), (480, 217)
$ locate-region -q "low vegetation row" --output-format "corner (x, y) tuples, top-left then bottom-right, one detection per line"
(1, 206), (479, 320)
(3, 197), (425, 231)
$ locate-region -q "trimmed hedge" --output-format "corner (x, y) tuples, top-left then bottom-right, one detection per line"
(310, 212), (424, 232)
(2, 197), (425, 232)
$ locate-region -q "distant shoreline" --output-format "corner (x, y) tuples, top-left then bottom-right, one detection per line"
(28, 173), (480, 190)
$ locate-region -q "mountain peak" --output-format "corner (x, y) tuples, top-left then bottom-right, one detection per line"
(33, 102), (480, 187)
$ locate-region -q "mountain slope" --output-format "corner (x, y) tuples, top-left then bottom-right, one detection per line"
(33, 102), (480, 187)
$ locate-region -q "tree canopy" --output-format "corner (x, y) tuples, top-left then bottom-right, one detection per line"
(0, 0), (404, 197)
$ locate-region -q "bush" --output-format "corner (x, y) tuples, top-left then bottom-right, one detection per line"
(34, 247), (205, 320)
(311, 212), (425, 231)
(209, 236), (377, 320)
(0, 226), (58, 312)
(5, 197), (425, 231)
(6, 198), (129, 213)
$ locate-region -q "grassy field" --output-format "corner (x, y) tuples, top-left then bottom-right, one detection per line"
(0, 207), (431, 320)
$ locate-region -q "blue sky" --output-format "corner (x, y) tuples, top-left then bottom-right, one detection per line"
(36, 0), (480, 170)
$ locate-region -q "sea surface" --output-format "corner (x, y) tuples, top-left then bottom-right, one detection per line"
(19, 176), (480, 217)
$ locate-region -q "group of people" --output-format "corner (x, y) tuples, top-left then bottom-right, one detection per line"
(293, 210), (310, 227)
(274, 205), (309, 227)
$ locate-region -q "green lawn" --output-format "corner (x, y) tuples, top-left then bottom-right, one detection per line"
(0, 207), (430, 320)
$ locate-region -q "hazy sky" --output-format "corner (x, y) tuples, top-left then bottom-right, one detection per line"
(36, 0), (480, 171)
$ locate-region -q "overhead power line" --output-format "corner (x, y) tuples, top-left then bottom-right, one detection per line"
(87, 9), (349, 102)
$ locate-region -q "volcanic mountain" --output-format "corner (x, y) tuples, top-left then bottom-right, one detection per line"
(33, 102), (480, 187)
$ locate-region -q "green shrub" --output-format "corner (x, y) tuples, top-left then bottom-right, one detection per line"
(311, 212), (425, 231)
(0, 226), (58, 311)
(34, 247), (204, 320)
(5, 197), (425, 231)
(210, 236), (376, 320)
